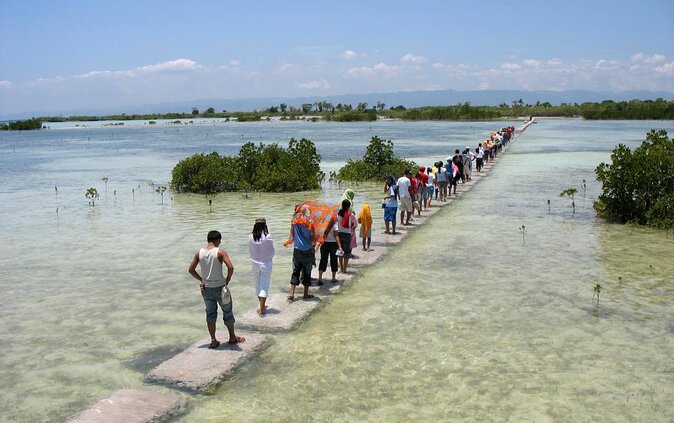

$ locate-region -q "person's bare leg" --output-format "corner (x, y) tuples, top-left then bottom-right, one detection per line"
(331, 270), (337, 282)
(318, 270), (323, 283)
(207, 322), (217, 341)
(366, 237), (371, 250)
(258, 296), (267, 314)
(288, 284), (296, 300)
(225, 323), (245, 344)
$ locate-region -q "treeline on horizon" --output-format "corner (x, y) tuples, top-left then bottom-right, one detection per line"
(3, 98), (674, 130)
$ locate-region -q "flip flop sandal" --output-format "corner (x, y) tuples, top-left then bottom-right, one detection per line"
(208, 339), (220, 349)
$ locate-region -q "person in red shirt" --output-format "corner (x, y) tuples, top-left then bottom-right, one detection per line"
(418, 166), (429, 210)
(411, 173), (422, 216)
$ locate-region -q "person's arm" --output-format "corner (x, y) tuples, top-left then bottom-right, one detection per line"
(188, 251), (204, 290)
(268, 234), (276, 258)
(219, 249), (234, 284)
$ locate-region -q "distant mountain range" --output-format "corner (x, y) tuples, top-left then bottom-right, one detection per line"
(4, 89), (674, 120)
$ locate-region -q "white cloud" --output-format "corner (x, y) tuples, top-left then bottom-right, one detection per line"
(346, 62), (400, 78)
(229, 59), (241, 66)
(654, 62), (674, 76)
(73, 59), (201, 80)
(501, 63), (521, 71)
(547, 58), (563, 66)
(341, 50), (357, 60)
(401, 53), (427, 64)
(297, 79), (331, 89)
(523, 59), (541, 67)
(631, 53), (667, 64)
(432, 63), (445, 70)
(135, 58), (201, 74)
(0, 80), (12, 87)
(478, 82), (490, 90)
(594, 59), (619, 69)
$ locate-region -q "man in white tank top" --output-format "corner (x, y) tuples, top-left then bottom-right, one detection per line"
(189, 230), (245, 348)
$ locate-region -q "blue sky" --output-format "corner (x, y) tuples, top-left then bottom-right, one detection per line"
(1, 0), (673, 115)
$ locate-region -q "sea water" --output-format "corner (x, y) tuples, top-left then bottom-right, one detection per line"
(0, 119), (672, 422)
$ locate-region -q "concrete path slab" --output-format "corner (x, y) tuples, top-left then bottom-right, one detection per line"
(67, 389), (186, 423)
(147, 331), (267, 391)
(237, 294), (325, 331)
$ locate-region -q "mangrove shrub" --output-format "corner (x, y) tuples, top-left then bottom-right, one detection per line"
(170, 138), (323, 193)
(594, 129), (674, 228)
(337, 136), (417, 181)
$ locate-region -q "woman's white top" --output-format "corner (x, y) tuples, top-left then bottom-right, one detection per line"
(248, 233), (275, 265)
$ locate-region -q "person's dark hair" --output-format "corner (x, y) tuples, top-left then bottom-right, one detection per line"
(426, 167), (432, 174)
(455, 149), (460, 154)
(207, 230), (222, 243)
(338, 199), (351, 217)
(252, 222), (268, 242)
(438, 161), (443, 168)
(404, 169), (411, 176)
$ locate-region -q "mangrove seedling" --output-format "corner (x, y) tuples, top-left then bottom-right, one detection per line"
(593, 283), (602, 309)
(618, 276), (623, 284)
(85, 187), (99, 207)
(518, 225), (527, 246)
(547, 198), (551, 213)
(156, 185), (167, 205)
(102, 177), (109, 192)
(560, 188), (578, 215)
(206, 194), (214, 212)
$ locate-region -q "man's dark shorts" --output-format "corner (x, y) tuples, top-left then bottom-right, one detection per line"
(291, 248), (314, 286)
(202, 286), (235, 325)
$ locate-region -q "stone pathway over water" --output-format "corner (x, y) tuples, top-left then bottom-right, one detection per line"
(67, 120), (534, 422)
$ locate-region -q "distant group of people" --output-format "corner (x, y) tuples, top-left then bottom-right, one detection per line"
(382, 126), (515, 232)
(187, 126), (516, 349)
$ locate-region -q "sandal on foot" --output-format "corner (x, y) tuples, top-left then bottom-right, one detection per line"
(208, 339), (220, 349)
(287, 296), (295, 302)
(317, 280), (324, 286)
(303, 294), (315, 300)
(228, 336), (246, 344)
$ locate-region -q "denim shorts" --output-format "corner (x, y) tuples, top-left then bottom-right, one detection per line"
(202, 286), (235, 325)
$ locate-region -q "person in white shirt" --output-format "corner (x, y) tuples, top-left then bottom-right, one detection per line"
(397, 170), (413, 225)
(248, 217), (275, 315)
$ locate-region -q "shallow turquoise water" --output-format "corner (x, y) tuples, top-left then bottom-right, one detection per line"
(0, 119), (672, 422)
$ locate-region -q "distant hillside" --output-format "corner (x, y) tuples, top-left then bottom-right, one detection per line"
(3, 89), (674, 120)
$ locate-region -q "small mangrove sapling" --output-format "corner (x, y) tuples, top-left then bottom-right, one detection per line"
(560, 188), (578, 215)
(547, 198), (551, 213)
(518, 225), (527, 246)
(156, 185), (167, 205)
(102, 177), (109, 193)
(593, 283), (602, 309)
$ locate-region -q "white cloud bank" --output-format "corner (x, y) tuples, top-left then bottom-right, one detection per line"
(297, 79), (331, 89)
(1, 52), (672, 116)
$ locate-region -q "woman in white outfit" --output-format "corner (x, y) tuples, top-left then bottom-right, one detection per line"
(248, 217), (275, 315)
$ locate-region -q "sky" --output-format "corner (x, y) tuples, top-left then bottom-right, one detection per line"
(1, 0), (673, 115)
